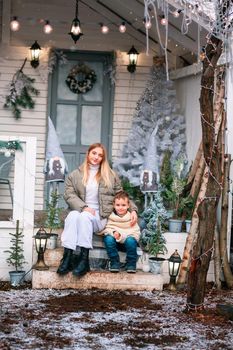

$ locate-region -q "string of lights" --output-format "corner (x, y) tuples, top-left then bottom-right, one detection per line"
(186, 302), (204, 311)
(191, 246), (214, 261)
(9, 13), (172, 35)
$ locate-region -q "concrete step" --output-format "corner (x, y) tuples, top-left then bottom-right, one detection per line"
(32, 268), (163, 291)
(44, 247), (143, 269)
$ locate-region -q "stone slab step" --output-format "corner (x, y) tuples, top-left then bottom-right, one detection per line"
(32, 268), (163, 291)
(44, 247), (143, 269)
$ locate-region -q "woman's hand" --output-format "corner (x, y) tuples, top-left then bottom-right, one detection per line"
(130, 210), (138, 226)
(83, 207), (96, 216)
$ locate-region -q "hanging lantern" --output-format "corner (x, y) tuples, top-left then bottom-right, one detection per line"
(30, 40), (41, 68)
(69, 0), (83, 43)
(127, 45), (139, 73)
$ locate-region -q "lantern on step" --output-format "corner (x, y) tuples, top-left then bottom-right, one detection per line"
(168, 249), (182, 290)
(33, 227), (49, 270)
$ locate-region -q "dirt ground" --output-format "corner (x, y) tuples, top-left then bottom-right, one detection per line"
(0, 281), (232, 350)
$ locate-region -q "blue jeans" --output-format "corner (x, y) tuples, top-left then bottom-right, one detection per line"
(103, 235), (138, 268)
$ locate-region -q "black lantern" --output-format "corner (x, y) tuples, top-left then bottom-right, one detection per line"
(127, 45), (139, 73)
(168, 250), (182, 290)
(30, 40), (41, 68)
(69, 0), (83, 44)
(33, 227), (49, 270)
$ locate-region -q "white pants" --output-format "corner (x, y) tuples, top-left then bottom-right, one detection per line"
(61, 210), (106, 250)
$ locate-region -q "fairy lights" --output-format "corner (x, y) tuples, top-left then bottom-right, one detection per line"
(10, 16), (20, 32)
(43, 20), (53, 34)
(144, 0), (233, 76)
(119, 21), (126, 33)
(100, 23), (109, 34)
(191, 246), (214, 262)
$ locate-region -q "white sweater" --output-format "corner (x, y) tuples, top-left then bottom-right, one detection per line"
(85, 164), (99, 211)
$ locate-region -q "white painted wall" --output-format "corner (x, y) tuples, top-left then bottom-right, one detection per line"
(0, 136), (36, 281)
(173, 70), (202, 165)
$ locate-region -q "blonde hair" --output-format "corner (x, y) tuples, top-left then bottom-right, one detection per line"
(81, 143), (115, 188)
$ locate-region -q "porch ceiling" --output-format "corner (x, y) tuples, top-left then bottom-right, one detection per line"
(1, 0), (209, 69)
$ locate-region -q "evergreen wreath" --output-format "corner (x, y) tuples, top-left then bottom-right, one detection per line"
(66, 63), (97, 94)
(4, 58), (40, 119)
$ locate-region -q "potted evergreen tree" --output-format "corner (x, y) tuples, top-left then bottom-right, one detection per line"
(160, 154), (187, 232)
(4, 220), (26, 286)
(44, 189), (63, 249)
(139, 191), (168, 274)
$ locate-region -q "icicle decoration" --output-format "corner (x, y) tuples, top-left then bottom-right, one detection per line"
(144, 0), (233, 77)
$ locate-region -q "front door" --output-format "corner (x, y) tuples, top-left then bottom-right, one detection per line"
(49, 50), (114, 173)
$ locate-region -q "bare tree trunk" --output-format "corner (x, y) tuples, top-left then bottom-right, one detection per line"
(214, 225), (222, 289)
(220, 154), (233, 287)
(186, 35), (224, 309)
(179, 66), (226, 288)
(187, 143), (203, 185)
(177, 166), (208, 286)
(190, 154), (205, 198)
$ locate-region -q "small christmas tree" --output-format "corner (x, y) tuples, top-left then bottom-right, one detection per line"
(4, 220), (26, 271)
(45, 190), (63, 234)
(139, 191), (168, 255)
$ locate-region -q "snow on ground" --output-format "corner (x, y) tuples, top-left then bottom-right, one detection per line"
(0, 287), (232, 350)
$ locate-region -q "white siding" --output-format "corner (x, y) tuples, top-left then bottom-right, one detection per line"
(112, 52), (153, 159)
(0, 46), (48, 210)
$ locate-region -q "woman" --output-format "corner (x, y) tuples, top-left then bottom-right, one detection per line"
(57, 143), (138, 277)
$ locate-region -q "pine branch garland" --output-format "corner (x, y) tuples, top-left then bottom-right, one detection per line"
(0, 140), (22, 151)
(4, 58), (40, 119)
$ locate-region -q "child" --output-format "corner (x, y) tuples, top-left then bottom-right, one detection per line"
(99, 191), (140, 273)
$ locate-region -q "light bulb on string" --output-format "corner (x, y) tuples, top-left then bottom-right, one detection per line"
(199, 46), (206, 61)
(173, 9), (182, 18)
(10, 16), (20, 31)
(43, 20), (53, 34)
(145, 19), (152, 29)
(160, 16), (167, 26)
(100, 23), (109, 34)
(119, 22), (126, 33)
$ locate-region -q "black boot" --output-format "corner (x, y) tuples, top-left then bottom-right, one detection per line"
(72, 247), (90, 277)
(70, 250), (82, 270)
(57, 248), (73, 275)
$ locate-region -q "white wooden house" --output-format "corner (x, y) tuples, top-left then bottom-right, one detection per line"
(0, 0), (232, 284)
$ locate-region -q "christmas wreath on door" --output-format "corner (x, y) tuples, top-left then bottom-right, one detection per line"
(65, 63), (97, 94)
